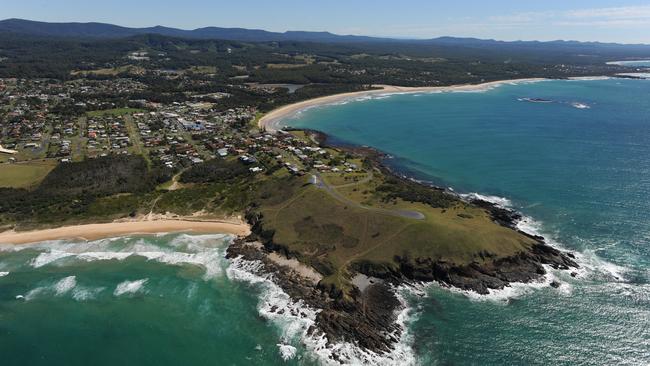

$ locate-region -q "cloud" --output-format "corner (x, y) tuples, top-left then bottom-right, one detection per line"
(566, 5), (650, 20)
(365, 4), (650, 43)
(483, 5), (650, 29)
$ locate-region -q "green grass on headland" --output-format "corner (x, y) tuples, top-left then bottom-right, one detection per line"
(252, 170), (536, 298)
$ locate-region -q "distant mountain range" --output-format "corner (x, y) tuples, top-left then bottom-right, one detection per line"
(0, 18), (387, 43)
(2, 18), (649, 49)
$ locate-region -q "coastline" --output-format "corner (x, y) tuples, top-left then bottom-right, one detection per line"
(0, 219), (251, 245)
(258, 78), (548, 132)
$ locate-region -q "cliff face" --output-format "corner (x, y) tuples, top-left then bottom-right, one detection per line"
(228, 198), (579, 354)
(226, 239), (404, 355)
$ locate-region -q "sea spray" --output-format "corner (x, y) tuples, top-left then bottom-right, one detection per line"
(226, 254), (419, 365)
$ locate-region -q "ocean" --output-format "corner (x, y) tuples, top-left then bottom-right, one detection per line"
(1, 78), (649, 365)
(287, 78), (650, 365)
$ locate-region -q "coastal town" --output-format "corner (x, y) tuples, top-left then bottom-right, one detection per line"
(0, 76), (369, 189)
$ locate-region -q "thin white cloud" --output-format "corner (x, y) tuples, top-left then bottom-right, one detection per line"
(482, 5), (650, 30)
(364, 4), (650, 43)
(566, 5), (650, 19)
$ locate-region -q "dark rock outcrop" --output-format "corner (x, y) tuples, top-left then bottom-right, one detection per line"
(226, 239), (403, 354)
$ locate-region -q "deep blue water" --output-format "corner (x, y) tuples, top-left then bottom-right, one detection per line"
(288, 78), (650, 365)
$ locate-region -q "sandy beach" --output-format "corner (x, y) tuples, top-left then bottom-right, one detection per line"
(0, 219), (251, 245)
(258, 79), (547, 132)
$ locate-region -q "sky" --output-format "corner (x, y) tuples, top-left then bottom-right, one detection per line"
(3, 0), (650, 44)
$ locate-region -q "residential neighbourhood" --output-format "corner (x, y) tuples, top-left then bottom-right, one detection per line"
(0, 77), (363, 184)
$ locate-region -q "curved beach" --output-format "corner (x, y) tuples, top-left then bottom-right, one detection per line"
(0, 219), (251, 245)
(258, 79), (546, 132)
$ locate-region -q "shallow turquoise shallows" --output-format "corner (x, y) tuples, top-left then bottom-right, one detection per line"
(288, 78), (650, 365)
(0, 234), (318, 366)
(1, 78), (649, 365)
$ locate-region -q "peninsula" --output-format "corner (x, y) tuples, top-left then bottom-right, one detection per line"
(4, 26), (640, 359)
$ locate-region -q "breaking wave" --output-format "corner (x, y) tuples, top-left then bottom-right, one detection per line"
(54, 275), (77, 296)
(226, 255), (418, 365)
(114, 278), (148, 296)
(466, 192), (631, 288)
(20, 234), (233, 280)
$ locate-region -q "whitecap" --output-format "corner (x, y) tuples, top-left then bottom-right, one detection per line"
(54, 275), (77, 296)
(77, 252), (133, 262)
(114, 278), (148, 296)
(571, 102), (590, 109)
(460, 192), (512, 207)
(277, 344), (297, 361)
(0, 271), (9, 277)
(24, 286), (47, 301)
(72, 286), (104, 301)
(30, 250), (75, 268)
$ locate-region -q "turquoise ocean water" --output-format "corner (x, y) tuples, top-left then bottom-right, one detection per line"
(1, 78), (649, 365)
(287, 78), (650, 365)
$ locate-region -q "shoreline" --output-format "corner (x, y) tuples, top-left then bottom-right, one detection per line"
(0, 219), (251, 245)
(258, 76), (621, 132)
(258, 78), (549, 132)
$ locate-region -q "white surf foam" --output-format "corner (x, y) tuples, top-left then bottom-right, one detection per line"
(227, 255), (418, 366)
(568, 76), (612, 81)
(72, 286), (104, 301)
(460, 192), (512, 207)
(277, 343), (298, 361)
(571, 102), (590, 109)
(114, 278), (148, 296)
(454, 190), (631, 301)
(22, 275), (79, 301)
(31, 250), (76, 268)
(514, 215), (628, 282)
(24, 286), (47, 301)
(77, 252), (134, 262)
(22, 234), (233, 280)
(0, 271), (9, 277)
(54, 276), (77, 295)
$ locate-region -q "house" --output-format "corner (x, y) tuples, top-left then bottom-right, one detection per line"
(0, 144), (17, 155)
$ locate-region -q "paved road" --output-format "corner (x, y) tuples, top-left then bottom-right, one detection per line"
(311, 172), (425, 220)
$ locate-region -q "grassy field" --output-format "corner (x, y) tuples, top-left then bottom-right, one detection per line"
(0, 160), (58, 188)
(187, 66), (217, 74)
(254, 171), (536, 297)
(86, 108), (146, 117)
(71, 65), (146, 76)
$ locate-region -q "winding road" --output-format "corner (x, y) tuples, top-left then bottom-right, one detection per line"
(311, 172), (425, 220)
